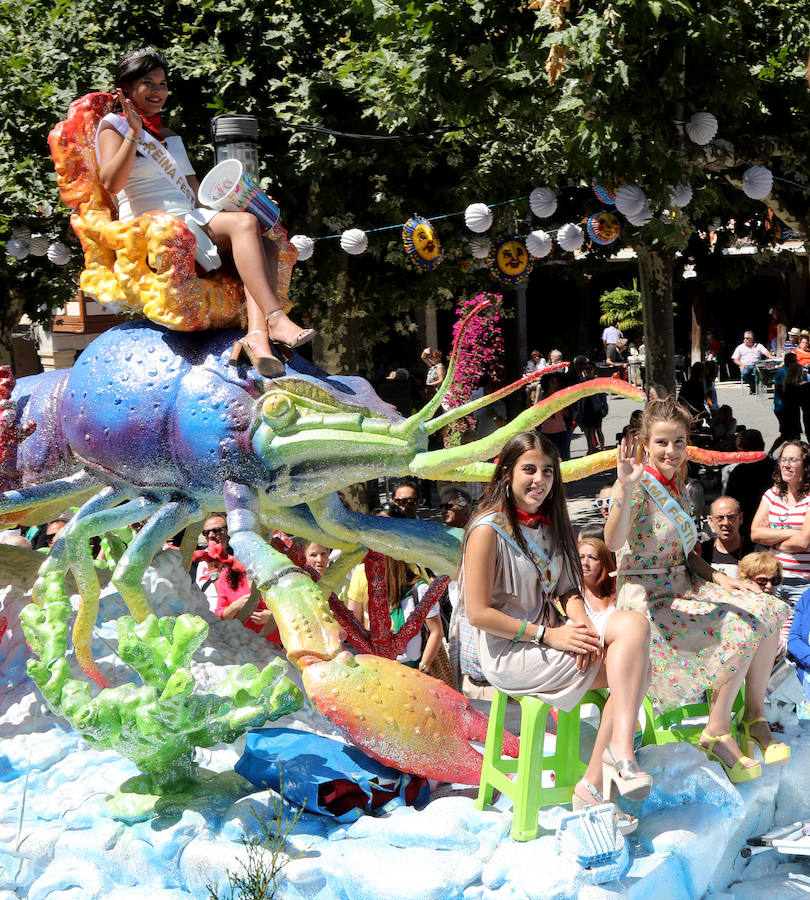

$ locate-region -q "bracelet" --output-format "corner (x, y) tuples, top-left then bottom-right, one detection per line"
(512, 620), (528, 642)
(531, 625), (546, 646)
(124, 133), (140, 144)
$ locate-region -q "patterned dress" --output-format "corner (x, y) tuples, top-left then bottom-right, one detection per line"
(616, 481), (789, 711)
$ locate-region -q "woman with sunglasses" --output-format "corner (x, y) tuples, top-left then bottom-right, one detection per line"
(750, 441), (810, 607)
(738, 553), (790, 662)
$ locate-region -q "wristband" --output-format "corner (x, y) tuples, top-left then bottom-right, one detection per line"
(512, 620), (528, 642)
(531, 625), (546, 646)
(124, 132), (140, 144)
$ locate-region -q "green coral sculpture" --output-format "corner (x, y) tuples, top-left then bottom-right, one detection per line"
(20, 570), (303, 788)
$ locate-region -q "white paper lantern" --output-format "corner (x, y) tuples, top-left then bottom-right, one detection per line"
(47, 241), (71, 265)
(742, 165), (773, 200)
(668, 184), (693, 208)
(6, 237), (29, 260)
(12, 226), (31, 242)
(464, 203), (493, 233)
(625, 202), (653, 227)
(290, 234), (314, 261)
(526, 230), (552, 258)
(614, 184), (647, 218)
(557, 223), (584, 252)
(28, 235), (49, 257)
(529, 187), (557, 219)
(340, 228), (368, 255)
(685, 111), (718, 145)
(469, 237), (491, 259)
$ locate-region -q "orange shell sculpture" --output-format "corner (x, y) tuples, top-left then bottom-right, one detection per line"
(48, 93), (294, 332)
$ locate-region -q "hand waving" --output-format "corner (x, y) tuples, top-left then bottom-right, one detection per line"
(116, 89), (143, 138)
(617, 434), (645, 487)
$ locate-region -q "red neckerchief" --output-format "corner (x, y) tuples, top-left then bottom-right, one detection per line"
(643, 465), (680, 497)
(139, 112), (163, 132)
(516, 508), (551, 528)
(192, 539), (244, 573)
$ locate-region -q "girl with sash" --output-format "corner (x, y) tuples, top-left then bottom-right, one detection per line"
(97, 48), (314, 378)
(606, 397), (790, 784)
(462, 432), (653, 834)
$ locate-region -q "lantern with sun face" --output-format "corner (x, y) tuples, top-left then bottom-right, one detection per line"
(487, 234), (532, 285)
(402, 215), (441, 271)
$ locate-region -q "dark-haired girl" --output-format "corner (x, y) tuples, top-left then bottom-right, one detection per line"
(96, 48), (313, 377)
(606, 397), (790, 784)
(462, 432), (652, 833)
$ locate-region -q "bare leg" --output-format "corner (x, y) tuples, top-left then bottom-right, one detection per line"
(205, 211), (311, 347)
(702, 659), (756, 769)
(743, 629), (781, 748)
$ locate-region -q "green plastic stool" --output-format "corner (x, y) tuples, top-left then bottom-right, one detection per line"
(641, 688), (745, 747)
(474, 688), (607, 841)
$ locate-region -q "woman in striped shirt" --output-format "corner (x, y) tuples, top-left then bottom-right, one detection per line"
(750, 441), (810, 607)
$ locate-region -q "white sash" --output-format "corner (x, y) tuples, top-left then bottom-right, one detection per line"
(640, 471), (698, 559)
(469, 511), (559, 591)
(99, 114), (196, 208)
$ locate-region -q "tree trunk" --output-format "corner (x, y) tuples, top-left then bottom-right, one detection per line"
(0, 291), (24, 367)
(636, 243), (676, 393)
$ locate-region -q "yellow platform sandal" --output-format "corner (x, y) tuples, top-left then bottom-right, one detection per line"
(699, 731), (762, 784)
(739, 717), (791, 767)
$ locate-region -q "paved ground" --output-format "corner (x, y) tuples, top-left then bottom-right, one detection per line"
(564, 378), (782, 533)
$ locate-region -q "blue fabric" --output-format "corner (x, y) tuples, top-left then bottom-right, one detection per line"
(235, 728), (430, 822)
(788, 585), (810, 674)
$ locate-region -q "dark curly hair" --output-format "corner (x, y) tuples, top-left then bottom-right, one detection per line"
(773, 440), (810, 499)
(114, 47), (169, 93)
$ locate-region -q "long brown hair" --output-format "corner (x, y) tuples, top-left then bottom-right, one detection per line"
(385, 556), (420, 614)
(578, 538), (615, 598)
(773, 440), (810, 499)
(466, 431), (582, 591)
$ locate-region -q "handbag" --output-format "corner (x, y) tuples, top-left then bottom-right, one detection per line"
(424, 637), (457, 690)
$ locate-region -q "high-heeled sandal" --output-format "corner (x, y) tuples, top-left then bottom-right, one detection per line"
(228, 330), (285, 378)
(265, 309), (316, 350)
(739, 717), (791, 767)
(699, 731), (762, 784)
(572, 779), (638, 836)
(602, 747), (653, 802)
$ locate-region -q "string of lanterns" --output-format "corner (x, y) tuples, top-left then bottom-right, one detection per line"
(6, 227), (71, 265)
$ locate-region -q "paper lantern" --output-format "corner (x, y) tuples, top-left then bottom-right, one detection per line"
(47, 242), (71, 265)
(742, 165), (773, 200)
(557, 223), (584, 252)
(469, 237), (491, 259)
(464, 203), (493, 233)
(487, 234), (533, 285)
(529, 187), (557, 218)
(28, 235), (49, 257)
(402, 215), (441, 271)
(668, 184), (693, 208)
(290, 234), (314, 261)
(586, 213), (621, 246)
(340, 228), (368, 255)
(590, 177), (616, 205)
(626, 202), (653, 227)
(11, 226), (31, 242)
(526, 230), (552, 258)
(6, 237), (29, 260)
(614, 184), (647, 218)
(685, 111), (718, 145)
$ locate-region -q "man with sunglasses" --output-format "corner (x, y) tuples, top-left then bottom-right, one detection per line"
(439, 486), (471, 528)
(193, 513), (231, 610)
(390, 479), (420, 519)
(702, 496), (752, 578)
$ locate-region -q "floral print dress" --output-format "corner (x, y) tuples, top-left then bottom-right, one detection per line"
(616, 481), (789, 711)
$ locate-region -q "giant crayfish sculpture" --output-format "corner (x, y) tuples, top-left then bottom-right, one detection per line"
(1, 299), (655, 785)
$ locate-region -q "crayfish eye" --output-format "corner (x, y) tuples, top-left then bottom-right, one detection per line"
(261, 393), (296, 429)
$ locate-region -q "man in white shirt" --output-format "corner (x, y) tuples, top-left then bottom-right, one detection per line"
(732, 331), (772, 394)
(602, 324), (623, 355)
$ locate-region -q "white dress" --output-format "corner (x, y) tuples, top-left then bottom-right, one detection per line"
(95, 114), (221, 272)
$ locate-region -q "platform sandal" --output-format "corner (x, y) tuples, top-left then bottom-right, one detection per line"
(739, 717), (791, 767)
(265, 309), (316, 350)
(572, 779), (638, 836)
(602, 747), (653, 802)
(699, 731), (762, 784)
(228, 330), (285, 378)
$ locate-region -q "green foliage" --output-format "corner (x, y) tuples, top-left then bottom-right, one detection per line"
(599, 280), (642, 332)
(207, 787), (304, 900)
